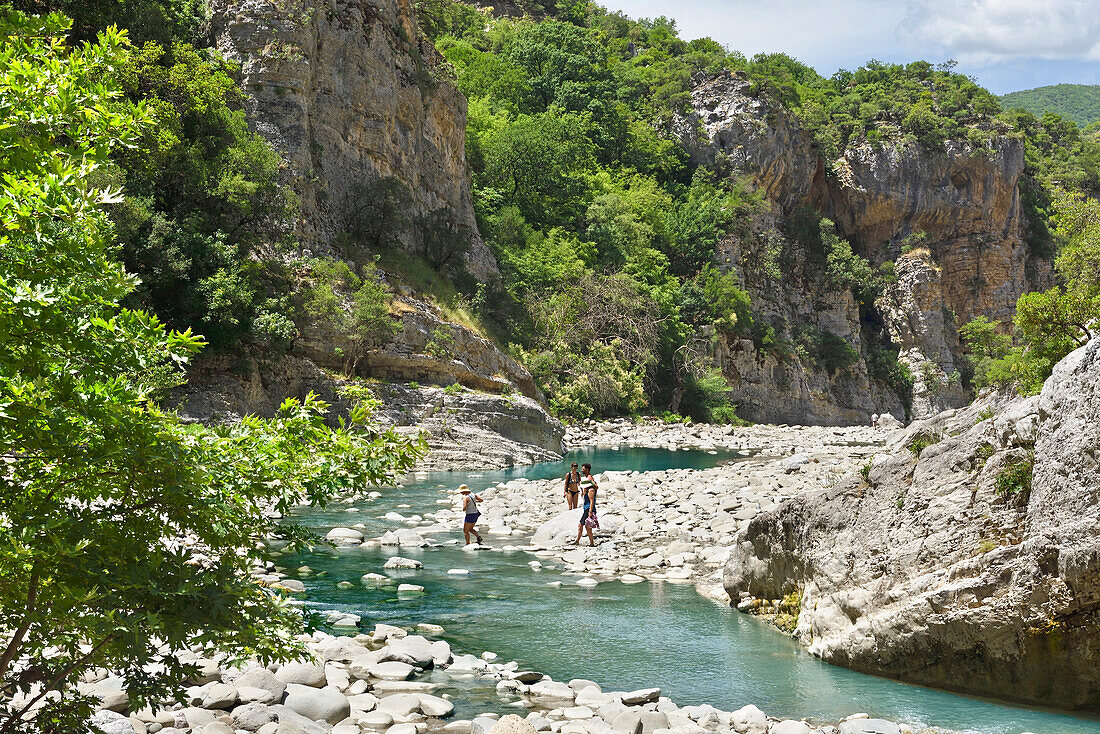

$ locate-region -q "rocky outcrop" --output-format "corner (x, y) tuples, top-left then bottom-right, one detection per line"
(172, 292), (563, 470)
(173, 350), (563, 471)
(295, 292), (542, 402)
(209, 0), (495, 277)
(880, 252), (970, 417)
(369, 382), (563, 470)
(676, 71), (1054, 423)
(724, 339), (1100, 710)
(676, 72), (819, 211)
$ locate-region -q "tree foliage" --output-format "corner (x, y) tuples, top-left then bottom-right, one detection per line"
(0, 14), (423, 731)
(109, 40), (294, 347)
(975, 192), (1100, 394)
(1000, 84), (1100, 129)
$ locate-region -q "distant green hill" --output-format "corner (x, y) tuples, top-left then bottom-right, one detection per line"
(999, 84), (1100, 128)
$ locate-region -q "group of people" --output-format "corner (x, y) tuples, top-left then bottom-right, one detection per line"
(456, 461), (601, 547)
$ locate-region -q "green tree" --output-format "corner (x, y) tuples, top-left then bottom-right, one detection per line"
(0, 15), (422, 731)
(478, 110), (595, 225)
(300, 259), (402, 372)
(960, 315), (1012, 388)
(820, 218), (880, 303)
(500, 20), (609, 112)
(982, 191), (1100, 393)
(10, 0), (204, 44)
(110, 41), (292, 346)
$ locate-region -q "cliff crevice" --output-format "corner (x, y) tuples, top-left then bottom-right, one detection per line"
(676, 71), (1054, 423)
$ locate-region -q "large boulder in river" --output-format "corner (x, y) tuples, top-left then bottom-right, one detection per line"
(724, 338), (1100, 709)
(532, 509), (620, 546)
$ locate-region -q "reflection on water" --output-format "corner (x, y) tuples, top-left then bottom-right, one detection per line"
(286, 448), (1100, 734)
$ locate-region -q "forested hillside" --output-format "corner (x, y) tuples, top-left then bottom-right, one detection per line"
(10, 0), (1100, 423)
(1001, 84), (1100, 129)
(419, 0), (1100, 418)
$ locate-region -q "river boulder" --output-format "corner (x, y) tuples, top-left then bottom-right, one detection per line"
(532, 510), (620, 546)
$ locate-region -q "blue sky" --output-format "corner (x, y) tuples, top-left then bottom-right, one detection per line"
(600, 0), (1100, 94)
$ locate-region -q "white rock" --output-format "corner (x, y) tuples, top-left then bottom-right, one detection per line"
(275, 661), (326, 687)
(730, 704), (768, 734)
(563, 706), (594, 721)
(378, 693), (422, 717)
(770, 721), (812, 734)
(529, 680), (575, 701)
(327, 527), (365, 544)
(369, 662), (415, 681)
(417, 693), (456, 718)
(384, 557), (423, 570)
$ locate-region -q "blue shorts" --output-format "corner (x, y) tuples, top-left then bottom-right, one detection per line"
(464, 512), (481, 524)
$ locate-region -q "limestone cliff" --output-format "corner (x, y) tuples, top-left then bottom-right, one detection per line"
(183, 0), (568, 466)
(208, 0), (495, 277)
(677, 72), (1053, 423)
(723, 338), (1100, 710)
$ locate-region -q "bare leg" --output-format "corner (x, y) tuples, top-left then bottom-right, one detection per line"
(574, 525), (583, 544)
(586, 525), (596, 547)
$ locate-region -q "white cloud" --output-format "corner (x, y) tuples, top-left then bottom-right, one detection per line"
(599, 0), (1100, 91)
(902, 0), (1100, 64)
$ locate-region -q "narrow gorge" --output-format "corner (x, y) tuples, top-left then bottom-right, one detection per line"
(3, 0), (1099, 733)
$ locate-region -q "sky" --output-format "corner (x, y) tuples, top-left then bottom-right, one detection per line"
(599, 0), (1100, 94)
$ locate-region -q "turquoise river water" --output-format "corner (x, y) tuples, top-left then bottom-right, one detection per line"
(286, 447), (1100, 734)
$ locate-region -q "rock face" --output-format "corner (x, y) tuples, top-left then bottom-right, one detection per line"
(173, 350), (563, 471)
(172, 294), (563, 471)
(182, 2), (566, 466)
(208, 0), (495, 277)
(676, 71), (1054, 423)
(724, 339), (1100, 710)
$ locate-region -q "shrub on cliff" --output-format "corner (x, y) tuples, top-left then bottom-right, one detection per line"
(300, 259), (401, 371)
(979, 191), (1100, 394)
(110, 40), (295, 347)
(0, 17), (422, 730)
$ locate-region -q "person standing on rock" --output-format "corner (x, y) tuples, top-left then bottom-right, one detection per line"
(459, 485), (484, 545)
(574, 463), (599, 547)
(564, 461), (582, 509)
(871, 412), (880, 430)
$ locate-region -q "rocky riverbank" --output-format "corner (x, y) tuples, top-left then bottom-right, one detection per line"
(331, 421), (892, 606)
(722, 338), (1100, 710)
(68, 421), (995, 734)
(83, 621), (941, 734)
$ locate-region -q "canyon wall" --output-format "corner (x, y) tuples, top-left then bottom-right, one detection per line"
(178, 0), (561, 467)
(724, 338), (1100, 709)
(209, 0), (495, 276)
(677, 72), (1053, 424)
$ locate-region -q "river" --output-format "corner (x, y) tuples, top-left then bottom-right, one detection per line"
(284, 447), (1100, 734)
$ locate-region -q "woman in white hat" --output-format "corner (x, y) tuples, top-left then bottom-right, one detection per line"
(459, 485), (484, 545)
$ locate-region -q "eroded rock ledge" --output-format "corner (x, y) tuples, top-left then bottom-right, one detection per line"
(171, 295), (564, 472)
(724, 339), (1100, 710)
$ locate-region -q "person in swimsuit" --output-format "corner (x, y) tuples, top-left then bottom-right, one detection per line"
(564, 462), (581, 509)
(574, 463), (598, 547)
(459, 484), (483, 545)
